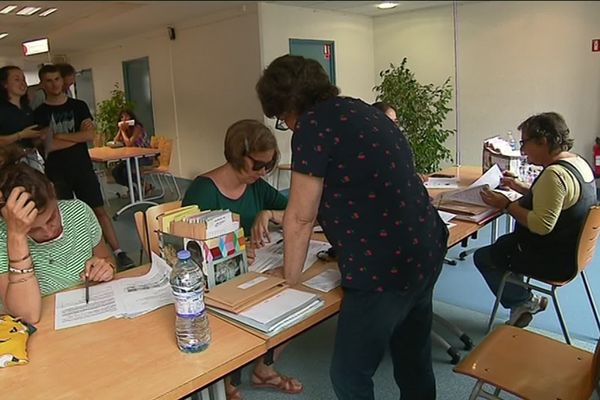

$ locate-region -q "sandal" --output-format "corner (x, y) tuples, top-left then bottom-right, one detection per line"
(225, 384), (242, 400)
(251, 370), (303, 394)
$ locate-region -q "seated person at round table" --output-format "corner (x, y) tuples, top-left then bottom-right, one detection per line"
(474, 112), (596, 328)
(111, 109), (152, 190)
(182, 119), (301, 399)
(0, 145), (116, 324)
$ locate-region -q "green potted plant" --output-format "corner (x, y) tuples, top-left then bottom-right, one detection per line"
(374, 58), (454, 173)
(94, 83), (134, 146)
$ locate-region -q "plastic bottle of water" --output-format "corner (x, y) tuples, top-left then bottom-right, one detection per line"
(170, 250), (211, 353)
(507, 131), (517, 151)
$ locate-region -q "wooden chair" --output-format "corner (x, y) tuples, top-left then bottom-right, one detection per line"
(134, 201), (182, 262)
(454, 325), (600, 400)
(143, 136), (181, 200)
(487, 205), (600, 344)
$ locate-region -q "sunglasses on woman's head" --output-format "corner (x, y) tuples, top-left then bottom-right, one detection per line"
(247, 154), (276, 172)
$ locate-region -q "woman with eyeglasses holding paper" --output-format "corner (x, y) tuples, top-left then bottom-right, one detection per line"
(182, 119), (299, 399)
(0, 145), (115, 324)
(475, 112), (596, 328)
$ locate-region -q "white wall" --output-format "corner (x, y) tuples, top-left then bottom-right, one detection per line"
(70, 4), (264, 179)
(258, 2), (375, 166)
(374, 1), (600, 166)
(374, 5), (457, 167)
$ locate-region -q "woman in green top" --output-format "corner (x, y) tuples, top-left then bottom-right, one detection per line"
(182, 119), (300, 399)
(0, 145), (116, 324)
(182, 119), (288, 248)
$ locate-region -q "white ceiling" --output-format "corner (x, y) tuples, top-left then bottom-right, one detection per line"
(0, 1), (454, 57)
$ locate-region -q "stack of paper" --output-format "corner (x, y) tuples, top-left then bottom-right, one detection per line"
(210, 288), (324, 335)
(170, 209), (241, 239)
(434, 165), (522, 224)
(302, 269), (341, 292)
(54, 253), (174, 330)
(250, 231), (330, 273)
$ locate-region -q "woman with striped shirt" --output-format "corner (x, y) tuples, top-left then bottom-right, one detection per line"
(0, 145), (115, 323)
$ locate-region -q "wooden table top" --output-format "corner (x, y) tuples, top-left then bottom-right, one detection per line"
(1, 266), (266, 400)
(89, 146), (160, 163)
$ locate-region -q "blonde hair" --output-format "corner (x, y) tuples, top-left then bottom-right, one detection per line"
(224, 119), (279, 171)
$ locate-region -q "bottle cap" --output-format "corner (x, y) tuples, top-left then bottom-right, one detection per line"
(177, 250), (191, 260)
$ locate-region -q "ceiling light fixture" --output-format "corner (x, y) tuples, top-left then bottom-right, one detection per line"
(0, 33), (8, 40)
(376, 2), (399, 10)
(39, 8), (58, 17)
(16, 6), (42, 16)
(0, 5), (18, 14)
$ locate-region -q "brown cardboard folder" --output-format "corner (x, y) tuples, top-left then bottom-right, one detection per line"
(205, 272), (287, 314)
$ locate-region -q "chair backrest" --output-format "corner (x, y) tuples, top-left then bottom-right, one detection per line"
(134, 210), (150, 260)
(153, 136), (173, 169)
(145, 200), (182, 256)
(577, 205), (600, 272)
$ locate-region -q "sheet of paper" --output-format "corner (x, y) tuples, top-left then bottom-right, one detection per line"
(424, 177), (459, 189)
(437, 210), (456, 224)
(302, 269), (341, 292)
(239, 288), (317, 325)
(250, 234), (330, 274)
(55, 283), (119, 330)
(446, 185), (489, 207)
(470, 164), (503, 189)
(113, 252), (174, 318)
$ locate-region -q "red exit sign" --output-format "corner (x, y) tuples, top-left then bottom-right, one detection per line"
(593, 39), (600, 52)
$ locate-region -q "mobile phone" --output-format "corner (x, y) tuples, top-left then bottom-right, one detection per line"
(126, 120), (135, 126)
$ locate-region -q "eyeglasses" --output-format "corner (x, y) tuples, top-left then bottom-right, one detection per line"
(247, 154), (276, 172)
(275, 118), (289, 131)
(519, 138), (533, 147)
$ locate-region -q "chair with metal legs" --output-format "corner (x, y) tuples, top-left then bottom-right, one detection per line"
(486, 205), (600, 344)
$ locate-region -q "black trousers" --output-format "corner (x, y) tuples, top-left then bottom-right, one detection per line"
(330, 269), (440, 400)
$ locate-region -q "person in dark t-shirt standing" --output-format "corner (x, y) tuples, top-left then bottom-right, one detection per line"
(256, 55), (448, 400)
(34, 64), (135, 271)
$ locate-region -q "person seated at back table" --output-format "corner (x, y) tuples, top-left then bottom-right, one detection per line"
(0, 145), (115, 323)
(474, 112), (596, 328)
(182, 119), (301, 400)
(111, 109), (152, 194)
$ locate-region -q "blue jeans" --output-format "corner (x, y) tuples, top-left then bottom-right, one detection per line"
(330, 269), (440, 400)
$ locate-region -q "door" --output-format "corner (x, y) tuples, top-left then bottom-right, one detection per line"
(74, 68), (96, 117)
(122, 57), (155, 135)
(289, 39), (336, 84)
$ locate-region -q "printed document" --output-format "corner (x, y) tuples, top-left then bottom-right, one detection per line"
(250, 231), (330, 273)
(54, 253), (174, 330)
(303, 269), (341, 292)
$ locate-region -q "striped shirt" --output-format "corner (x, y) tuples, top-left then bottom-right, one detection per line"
(0, 200), (102, 297)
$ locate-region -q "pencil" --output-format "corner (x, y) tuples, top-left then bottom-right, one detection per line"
(85, 275), (90, 304)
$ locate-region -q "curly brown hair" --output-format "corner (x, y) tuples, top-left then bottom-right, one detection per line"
(0, 144), (54, 211)
(518, 112), (574, 153)
(256, 55), (339, 119)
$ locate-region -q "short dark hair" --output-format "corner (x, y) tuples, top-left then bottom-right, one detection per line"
(0, 65), (29, 108)
(372, 102), (393, 113)
(38, 64), (60, 81)
(55, 63), (76, 78)
(224, 119), (279, 171)
(256, 55), (339, 118)
(0, 144), (54, 212)
(518, 112), (574, 153)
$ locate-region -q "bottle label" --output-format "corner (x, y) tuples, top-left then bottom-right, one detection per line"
(173, 291), (205, 317)
(595, 155), (600, 166)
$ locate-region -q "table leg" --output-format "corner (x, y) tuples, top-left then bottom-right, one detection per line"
(134, 156), (144, 201)
(113, 156), (159, 219)
(208, 380), (226, 400)
(125, 158), (135, 204)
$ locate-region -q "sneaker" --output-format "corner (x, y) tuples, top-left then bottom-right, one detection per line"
(506, 294), (548, 328)
(116, 252), (136, 271)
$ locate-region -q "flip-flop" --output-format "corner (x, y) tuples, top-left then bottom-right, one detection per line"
(251, 371), (303, 394)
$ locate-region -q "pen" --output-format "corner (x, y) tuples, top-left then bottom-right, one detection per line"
(85, 275), (90, 304)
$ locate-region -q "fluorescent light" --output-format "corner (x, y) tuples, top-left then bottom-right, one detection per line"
(0, 5), (18, 14)
(22, 38), (49, 56)
(39, 8), (58, 17)
(16, 6), (42, 16)
(0, 33), (8, 40)
(376, 2), (399, 9)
